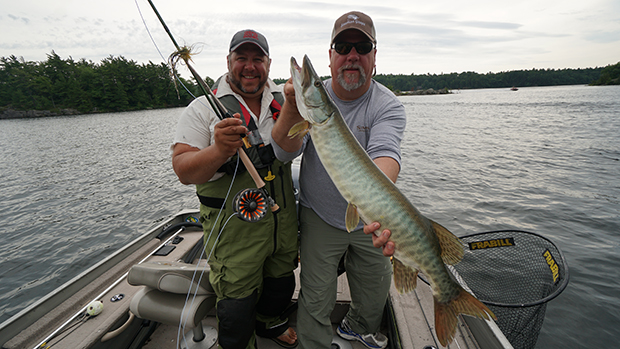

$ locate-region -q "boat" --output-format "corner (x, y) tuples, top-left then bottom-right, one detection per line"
(0, 206), (513, 349)
(510, 87), (518, 91)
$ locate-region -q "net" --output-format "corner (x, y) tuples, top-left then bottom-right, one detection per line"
(451, 230), (569, 349)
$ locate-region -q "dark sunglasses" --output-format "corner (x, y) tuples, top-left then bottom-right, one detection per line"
(332, 42), (374, 55)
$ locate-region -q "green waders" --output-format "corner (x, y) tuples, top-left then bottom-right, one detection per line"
(197, 159), (298, 349)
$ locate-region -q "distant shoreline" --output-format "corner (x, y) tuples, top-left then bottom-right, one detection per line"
(0, 108), (82, 120)
(396, 88), (451, 96)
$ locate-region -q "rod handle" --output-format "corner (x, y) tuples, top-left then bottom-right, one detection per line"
(238, 150), (265, 188)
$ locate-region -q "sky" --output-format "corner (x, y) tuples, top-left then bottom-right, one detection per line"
(1, 0), (619, 80)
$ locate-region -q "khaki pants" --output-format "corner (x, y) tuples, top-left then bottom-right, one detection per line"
(297, 206), (392, 349)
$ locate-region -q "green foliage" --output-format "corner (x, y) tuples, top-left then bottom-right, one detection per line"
(372, 67), (605, 92)
(273, 67), (606, 92)
(0, 51), (199, 115)
(1, 51), (613, 117)
(589, 62), (620, 85)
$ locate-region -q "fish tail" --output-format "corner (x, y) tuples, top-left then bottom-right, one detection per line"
(433, 287), (496, 346)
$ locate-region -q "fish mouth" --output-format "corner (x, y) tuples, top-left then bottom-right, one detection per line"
(291, 56), (314, 90)
(290, 57), (303, 88)
(301, 55), (316, 89)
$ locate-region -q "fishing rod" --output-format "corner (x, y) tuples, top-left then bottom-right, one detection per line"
(146, 0), (279, 218)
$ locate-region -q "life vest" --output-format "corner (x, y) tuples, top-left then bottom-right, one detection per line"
(212, 76), (284, 174)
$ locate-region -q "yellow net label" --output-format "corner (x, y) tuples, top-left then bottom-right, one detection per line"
(468, 237), (515, 250)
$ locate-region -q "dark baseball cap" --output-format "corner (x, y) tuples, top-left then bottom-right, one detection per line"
(331, 11), (376, 44)
(229, 29), (269, 56)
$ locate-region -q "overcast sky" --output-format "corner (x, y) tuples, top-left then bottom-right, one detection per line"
(1, 0), (619, 80)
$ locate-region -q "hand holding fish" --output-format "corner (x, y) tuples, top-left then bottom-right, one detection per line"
(364, 222), (395, 257)
(271, 79), (305, 153)
(282, 78), (298, 109)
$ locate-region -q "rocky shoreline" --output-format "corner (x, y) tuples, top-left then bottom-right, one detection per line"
(0, 108), (82, 120)
(395, 88), (452, 96)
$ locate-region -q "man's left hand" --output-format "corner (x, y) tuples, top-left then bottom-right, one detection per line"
(364, 222), (395, 257)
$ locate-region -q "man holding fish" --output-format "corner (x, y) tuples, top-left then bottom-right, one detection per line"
(272, 11), (406, 349)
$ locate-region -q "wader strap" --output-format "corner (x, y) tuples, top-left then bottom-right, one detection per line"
(269, 98), (282, 120)
(197, 193), (225, 209)
(217, 156), (247, 175)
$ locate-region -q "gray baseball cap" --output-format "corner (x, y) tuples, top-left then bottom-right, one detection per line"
(229, 29), (269, 56)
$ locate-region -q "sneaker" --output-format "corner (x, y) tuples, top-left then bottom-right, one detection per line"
(336, 318), (388, 349)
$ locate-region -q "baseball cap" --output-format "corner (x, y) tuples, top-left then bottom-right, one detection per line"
(229, 29), (269, 56)
(331, 11), (376, 44)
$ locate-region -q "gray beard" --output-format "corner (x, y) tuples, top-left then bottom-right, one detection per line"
(336, 64), (366, 91)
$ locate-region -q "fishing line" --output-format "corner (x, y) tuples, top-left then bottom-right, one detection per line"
(134, 0), (210, 109)
(136, 3), (271, 347)
(175, 156), (241, 349)
(136, 2), (229, 344)
(178, 212), (238, 349)
(41, 313), (88, 349)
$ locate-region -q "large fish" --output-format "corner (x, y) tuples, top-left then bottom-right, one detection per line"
(289, 55), (496, 346)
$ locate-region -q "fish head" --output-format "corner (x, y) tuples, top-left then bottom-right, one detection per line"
(290, 55), (335, 125)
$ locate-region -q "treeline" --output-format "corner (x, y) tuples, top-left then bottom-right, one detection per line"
(274, 65), (610, 92)
(0, 51), (200, 115)
(1, 52), (616, 118)
(589, 61), (620, 85)
(371, 67), (606, 92)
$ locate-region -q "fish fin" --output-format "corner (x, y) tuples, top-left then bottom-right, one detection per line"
(392, 258), (418, 294)
(431, 220), (464, 265)
(345, 202), (359, 233)
(434, 286), (496, 346)
(287, 120), (311, 139)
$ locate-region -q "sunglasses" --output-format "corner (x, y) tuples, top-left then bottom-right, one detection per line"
(332, 42), (375, 55)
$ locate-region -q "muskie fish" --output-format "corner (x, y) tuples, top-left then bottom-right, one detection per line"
(289, 55), (496, 346)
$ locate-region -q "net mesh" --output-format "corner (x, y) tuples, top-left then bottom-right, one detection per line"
(451, 230), (569, 349)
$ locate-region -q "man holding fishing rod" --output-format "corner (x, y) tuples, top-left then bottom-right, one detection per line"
(271, 11), (404, 349)
(172, 29), (299, 348)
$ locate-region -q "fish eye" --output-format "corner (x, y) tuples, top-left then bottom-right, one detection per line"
(314, 81), (321, 87)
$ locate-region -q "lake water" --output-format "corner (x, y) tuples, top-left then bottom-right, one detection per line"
(1, 85), (619, 347)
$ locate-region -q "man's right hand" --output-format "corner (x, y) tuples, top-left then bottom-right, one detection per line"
(271, 79), (304, 153)
(214, 113), (247, 158)
(283, 78), (297, 108)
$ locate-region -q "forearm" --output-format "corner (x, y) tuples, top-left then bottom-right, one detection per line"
(172, 143), (230, 185)
(374, 156), (400, 183)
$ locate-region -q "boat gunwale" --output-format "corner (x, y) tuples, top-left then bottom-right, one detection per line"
(0, 209), (199, 347)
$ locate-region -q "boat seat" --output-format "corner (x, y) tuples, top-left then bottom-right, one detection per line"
(128, 261), (217, 347)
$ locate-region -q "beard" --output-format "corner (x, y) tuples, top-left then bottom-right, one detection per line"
(228, 73), (268, 94)
(336, 64), (367, 91)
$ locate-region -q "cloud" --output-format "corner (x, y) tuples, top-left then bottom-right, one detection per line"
(584, 30), (620, 44)
(457, 21), (522, 30)
(7, 14), (30, 24)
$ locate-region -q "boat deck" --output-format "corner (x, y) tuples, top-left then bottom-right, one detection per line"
(1, 210), (510, 349)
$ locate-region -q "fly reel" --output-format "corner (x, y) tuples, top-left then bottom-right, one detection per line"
(232, 188), (269, 222)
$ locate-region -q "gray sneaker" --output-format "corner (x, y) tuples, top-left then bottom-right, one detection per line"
(336, 318), (388, 349)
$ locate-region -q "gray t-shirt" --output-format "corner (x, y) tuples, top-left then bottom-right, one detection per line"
(272, 79), (406, 230)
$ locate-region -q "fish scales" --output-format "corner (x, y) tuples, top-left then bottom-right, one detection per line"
(311, 97), (453, 297)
